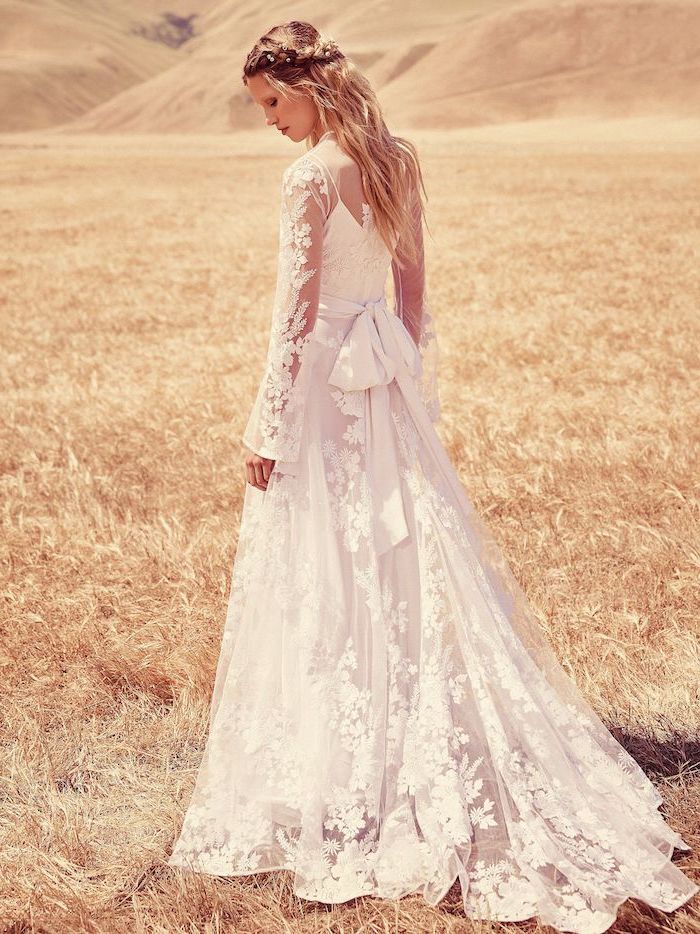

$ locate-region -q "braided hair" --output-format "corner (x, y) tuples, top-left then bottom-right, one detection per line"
(243, 25), (343, 76)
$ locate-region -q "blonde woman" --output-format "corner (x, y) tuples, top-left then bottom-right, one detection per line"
(167, 20), (698, 932)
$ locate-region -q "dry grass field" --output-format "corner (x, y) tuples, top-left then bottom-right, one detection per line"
(1, 125), (699, 932)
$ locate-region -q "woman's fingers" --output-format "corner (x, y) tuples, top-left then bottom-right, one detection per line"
(244, 448), (274, 491)
(246, 461), (260, 489)
(254, 460), (267, 490)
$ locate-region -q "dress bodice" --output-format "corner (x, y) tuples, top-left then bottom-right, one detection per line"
(285, 131), (394, 302)
(241, 128), (439, 466)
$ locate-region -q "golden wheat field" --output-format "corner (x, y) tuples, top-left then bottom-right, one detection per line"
(1, 126), (699, 933)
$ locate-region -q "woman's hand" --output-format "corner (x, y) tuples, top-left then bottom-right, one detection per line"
(244, 446), (275, 492)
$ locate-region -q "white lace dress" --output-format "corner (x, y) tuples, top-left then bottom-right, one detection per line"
(167, 130), (698, 933)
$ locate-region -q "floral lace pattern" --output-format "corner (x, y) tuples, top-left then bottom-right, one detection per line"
(170, 136), (698, 933)
(321, 200), (389, 281)
(241, 156), (330, 462)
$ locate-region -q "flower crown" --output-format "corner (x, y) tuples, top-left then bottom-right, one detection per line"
(262, 37), (341, 68)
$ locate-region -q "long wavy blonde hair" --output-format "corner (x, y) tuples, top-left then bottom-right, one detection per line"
(242, 21), (429, 266)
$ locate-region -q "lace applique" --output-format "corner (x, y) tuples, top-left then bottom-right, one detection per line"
(321, 439), (372, 554)
(323, 234), (390, 282)
(362, 202), (371, 229)
(242, 156), (330, 461)
(322, 200), (390, 280)
(328, 387), (366, 447)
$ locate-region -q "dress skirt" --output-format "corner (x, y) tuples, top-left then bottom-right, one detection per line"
(167, 292), (698, 934)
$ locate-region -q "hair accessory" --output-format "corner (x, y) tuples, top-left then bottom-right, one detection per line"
(260, 37), (339, 70)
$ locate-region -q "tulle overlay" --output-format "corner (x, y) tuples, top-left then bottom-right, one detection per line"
(167, 132), (698, 933)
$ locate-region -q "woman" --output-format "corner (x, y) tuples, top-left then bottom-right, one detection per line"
(167, 21), (698, 933)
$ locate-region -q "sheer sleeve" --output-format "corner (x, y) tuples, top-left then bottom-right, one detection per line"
(242, 156), (330, 464)
(391, 184), (441, 425)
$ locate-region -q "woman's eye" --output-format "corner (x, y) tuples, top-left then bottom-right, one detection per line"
(270, 99), (277, 107)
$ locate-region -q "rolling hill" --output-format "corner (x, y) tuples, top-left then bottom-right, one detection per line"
(2, 0), (698, 133)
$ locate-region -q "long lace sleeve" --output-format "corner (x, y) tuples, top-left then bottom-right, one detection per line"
(242, 156), (330, 464)
(391, 185), (441, 424)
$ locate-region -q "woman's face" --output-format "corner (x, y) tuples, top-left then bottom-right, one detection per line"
(246, 72), (320, 143)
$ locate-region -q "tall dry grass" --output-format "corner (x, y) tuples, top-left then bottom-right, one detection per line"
(1, 128), (698, 932)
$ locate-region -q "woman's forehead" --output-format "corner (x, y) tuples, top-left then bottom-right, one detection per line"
(247, 73), (274, 102)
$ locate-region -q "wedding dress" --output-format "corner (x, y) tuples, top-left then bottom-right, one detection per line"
(167, 129), (698, 932)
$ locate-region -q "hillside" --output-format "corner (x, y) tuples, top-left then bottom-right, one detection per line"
(3, 0), (699, 133)
(0, 0), (217, 131)
(380, 0), (700, 126)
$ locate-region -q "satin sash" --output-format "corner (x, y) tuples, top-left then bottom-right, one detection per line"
(320, 292), (426, 556)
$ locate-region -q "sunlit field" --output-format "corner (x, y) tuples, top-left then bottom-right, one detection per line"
(1, 127), (699, 932)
